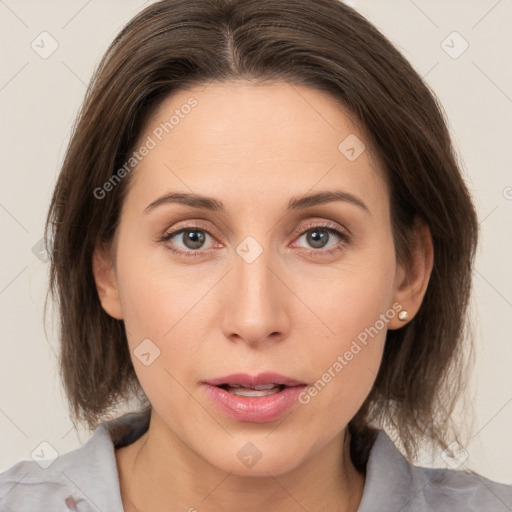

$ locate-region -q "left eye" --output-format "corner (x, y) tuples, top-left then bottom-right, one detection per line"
(295, 227), (345, 251)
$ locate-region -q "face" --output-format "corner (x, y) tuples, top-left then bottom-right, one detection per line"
(94, 80), (419, 477)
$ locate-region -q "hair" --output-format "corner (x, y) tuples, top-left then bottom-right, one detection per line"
(44, 0), (478, 471)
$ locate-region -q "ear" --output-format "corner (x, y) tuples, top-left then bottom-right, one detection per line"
(92, 243), (123, 320)
(388, 218), (434, 330)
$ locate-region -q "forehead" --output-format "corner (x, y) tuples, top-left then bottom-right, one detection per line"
(142, 81), (365, 158)
(125, 80), (387, 215)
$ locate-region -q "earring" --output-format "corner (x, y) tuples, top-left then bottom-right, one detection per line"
(398, 310), (408, 321)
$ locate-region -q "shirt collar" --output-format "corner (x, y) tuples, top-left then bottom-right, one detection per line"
(357, 430), (429, 512)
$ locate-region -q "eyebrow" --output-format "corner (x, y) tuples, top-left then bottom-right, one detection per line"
(143, 189), (370, 214)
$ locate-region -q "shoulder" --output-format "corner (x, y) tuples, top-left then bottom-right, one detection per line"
(0, 412), (149, 511)
(0, 423), (116, 511)
(358, 430), (512, 512)
(419, 465), (512, 511)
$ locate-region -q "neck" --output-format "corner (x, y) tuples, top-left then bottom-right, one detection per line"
(117, 411), (365, 512)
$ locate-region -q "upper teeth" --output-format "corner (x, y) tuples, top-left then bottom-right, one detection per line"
(226, 383), (279, 390)
(223, 384), (283, 397)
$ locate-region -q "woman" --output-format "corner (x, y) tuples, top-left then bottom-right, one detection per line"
(1, 0), (511, 510)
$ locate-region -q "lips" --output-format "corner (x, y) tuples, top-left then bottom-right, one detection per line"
(201, 372), (307, 423)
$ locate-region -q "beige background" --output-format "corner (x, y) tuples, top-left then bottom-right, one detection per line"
(0, 0), (511, 485)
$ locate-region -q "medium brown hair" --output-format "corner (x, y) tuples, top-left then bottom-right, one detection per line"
(44, 0), (478, 469)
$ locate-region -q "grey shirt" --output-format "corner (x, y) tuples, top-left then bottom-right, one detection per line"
(1, 411), (511, 511)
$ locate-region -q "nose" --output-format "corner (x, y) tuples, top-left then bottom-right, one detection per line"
(221, 247), (290, 347)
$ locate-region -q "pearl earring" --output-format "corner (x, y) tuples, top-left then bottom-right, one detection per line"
(398, 310), (408, 321)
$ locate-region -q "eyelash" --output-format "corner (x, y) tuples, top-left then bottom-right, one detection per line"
(159, 221), (351, 258)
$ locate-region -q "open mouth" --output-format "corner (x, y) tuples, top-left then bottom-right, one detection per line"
(218, 383), (287, 397)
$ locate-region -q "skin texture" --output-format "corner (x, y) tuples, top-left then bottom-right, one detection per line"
(93, 80), (433, 512)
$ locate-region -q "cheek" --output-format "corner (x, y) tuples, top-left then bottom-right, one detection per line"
(111, 241), (193, 407)
(114, 248), (203, 423)
(298, 239), (397, 343)
(114, 230), (200, 341)
(295, 240), (396, 414)
(295, 297), (389, 440)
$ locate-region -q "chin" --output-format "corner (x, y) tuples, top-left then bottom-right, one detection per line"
(200, 437), (310, 478)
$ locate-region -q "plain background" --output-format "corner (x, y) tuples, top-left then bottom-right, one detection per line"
(0, 0), (511, 485)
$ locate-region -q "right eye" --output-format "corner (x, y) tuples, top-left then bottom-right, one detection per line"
(160, 226), (220, 256)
